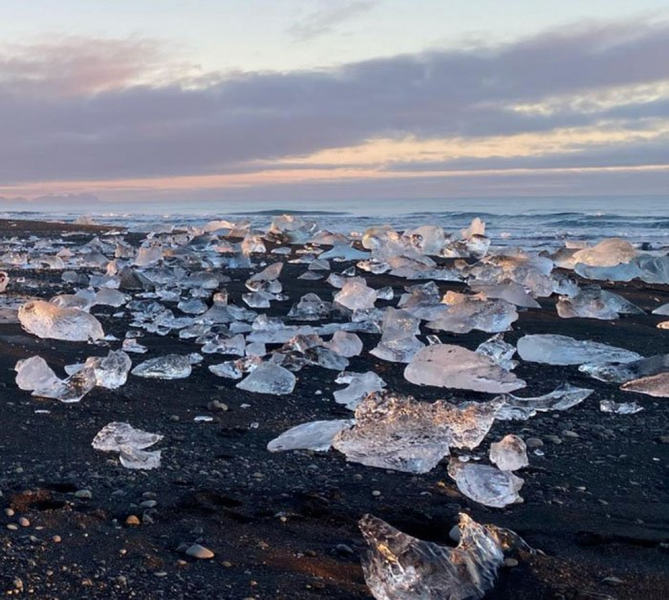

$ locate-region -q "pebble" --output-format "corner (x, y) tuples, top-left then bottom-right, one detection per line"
(125, 515), (141, 526)
(75, 489), (93, 499)
(525, 437), (544, 448)
(6, 523), (18, 531)
(371, 490), (381, 497)
(52, 535), (62, 543)
(186, 544), (215, 559)
(544, 435), (563, 445)
(140, 500), (157, 508)
(562, 430), (579, 438)
(503, 558), (519, 568)
(208, 400), (229, 412)
(18, 517), (30, 527)
(5, 508), (15, 517)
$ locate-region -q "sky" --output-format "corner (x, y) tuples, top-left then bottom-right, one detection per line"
(0, 0), (668, 209)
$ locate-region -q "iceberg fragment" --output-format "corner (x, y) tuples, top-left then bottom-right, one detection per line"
(19, 300), (104, 342)
(489, 435), (528, 471)
(267, 419), (355, 452)
(448, 461), (524, 508)
(404, 344), (526, 393)
(370, 308), (424, 363)
(131, 354), (192, 379)
(517, 334), (641, 366)
(92, 422), (162, 470)
(236, 362), (296, 395)
(620, 372), (669, 397)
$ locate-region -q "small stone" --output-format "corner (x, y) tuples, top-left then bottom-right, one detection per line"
(140, 500), (157, 508)
(525, 437), (543, 448)
(657, 435), (669, 444)
(186, 544), (215, 559)
(75, 489), (92, 499)
(18, 517), (30, 527)
(52, 535), (62, 543)
(544, 435), (563, 444)
(335, 544), (354, 556)
(6, 523), (18, 531)
(208, 400), (229, 412)
(602, 576), (625, 586)
(562, 430), (579, 438)
(503, 558), (519, 568)
(125, 515), (141, 526)
(371, 490), (381, 497)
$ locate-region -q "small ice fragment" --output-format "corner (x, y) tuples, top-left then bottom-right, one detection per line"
(267, 419), (354, 452)
(495, 383), (593, 420)
(572, 238), (637, 267)
(517, 334), (641, 366)
(85, 350), (132, 389)
(334, 277), (377, 311)
(323, 331), (363, 357)
(404, 344), (526, 393)
(131, 355), (192, 379)
(15, 356), (61, 393)
(427, 296), (518, 334)
(92, 422), (162, 470)
(579, 354), (669, 383)
(476, 334), (517, 371)
(194, 415), (214, 422)
(333, 371), (386, 409)
(489, 435), (528, 471)
(600, 400), (644, 414)
(19, 300), (104, 342)
(556, 287), (643, 320)
(370, 308), (424, 363)
(236, 362), (296, 395)
(448, 461), (524, 508)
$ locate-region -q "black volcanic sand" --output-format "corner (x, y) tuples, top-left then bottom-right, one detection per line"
(0, 219), (667, 599)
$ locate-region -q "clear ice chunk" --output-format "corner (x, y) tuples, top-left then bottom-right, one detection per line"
(494, 383), (593, 420)
(323, 331), (363, 357)
(332, 393), (501, 474)
(359, 512), (531, 600)
(370, 308), (425, 363)
(556, 287), (643, 320)
(489, 435), (528, 471)
(334, 277), (378, 311)
(236, 362), (296, 395)
(476, 334), (518, 371)
(92, 422), (162, 470)
(448, 461), (524, 508)
(19, 300), (104, 342)
(579, 354), (669, 383)
(333, 371), (387, 409)
(131, 354), (192, 379)
(600, 400), (644, 414)
(427, 295), (518, 334)
(404, 344), (526, 393)
(85, 350), (132, 389)
(572, 238), (637, 267)
(15, 356), (61, 393)
(267, 419), (355, 452)
(517, 334), (642, 365)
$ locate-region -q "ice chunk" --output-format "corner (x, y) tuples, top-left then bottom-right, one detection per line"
(134, 245), (164, 267)
(600, 400), (644, 414)
(267, 419), (355, 452)
(85, 350), (132, 389)
(15, 356), (61, 393)
(19, 300), (104, 342)
(620, 372), (669, 397)
(93, 288), (129, 308)
(404, 345), (526, 393)
(489, 435), (528, 471)
(448, 461), (524, 508)
(370, 308), (425, 363)
(495, 383), (593, 420)
(359, 512), (531, 600)
(427, 295), (518, 334)
(476, 334), (518, 371)
(556, 287), (643, 320)
(579, 354), (669, 383)
(572, 238), (637, 267)
(652, 303), (669, 316)
(332, 393), (501, 474)
(323, 331), (363, 357)
(470, 280), (540, 308)
(334, 277), (377, 310)
(517, 334), (641, 366)
(287, 293), (332, 321)
(131, 354), (192, 379)
(333, 371), (386, 409)
(236, 362), (296, 395)
(92, 422), (162, 470)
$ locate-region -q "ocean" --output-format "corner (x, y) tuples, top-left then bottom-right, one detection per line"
(1, 196), (667, 251)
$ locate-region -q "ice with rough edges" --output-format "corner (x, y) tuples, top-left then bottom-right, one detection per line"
(556, 287), (643, 320)
(476, 333), (518, 371)
(517, 334), (642, 366)
(333, 277), (378, 311)
(18, 300), (104, 342)
(15, 356), (97, 402)
(489, 435), (529, 471)
(236, 362), (296, 395)
(359, 512), (533, 600)
(600, 400), (644, 414)
(85, 350), (132, 389)
(332, 393), (502, 474)
(494, 383), (594, 420)
(333, 371), (387, 410)
(131, 354), (192, 380)
(427, 296), (519, 334)
(448, 461), (524, 508)
(404, 344), (526, 393)
(579, 354), (669, 383)
(267, 419), (355, 452)
(370, 307), (425, 363)
(92, 422), (163, 470)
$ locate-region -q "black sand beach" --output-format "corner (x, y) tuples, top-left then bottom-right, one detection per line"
(0, 219), (667, 599)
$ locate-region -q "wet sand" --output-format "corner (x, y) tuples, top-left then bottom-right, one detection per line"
(0, 218), (667, 599)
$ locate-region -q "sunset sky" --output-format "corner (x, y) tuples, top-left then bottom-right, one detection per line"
(0, 1), (668, 207)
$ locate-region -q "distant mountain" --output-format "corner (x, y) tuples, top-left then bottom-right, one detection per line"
(0, 193), (101, 210)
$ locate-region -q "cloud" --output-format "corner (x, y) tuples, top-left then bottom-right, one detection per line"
(288, 1), (377, 41)
(0, 17), (668, 195)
